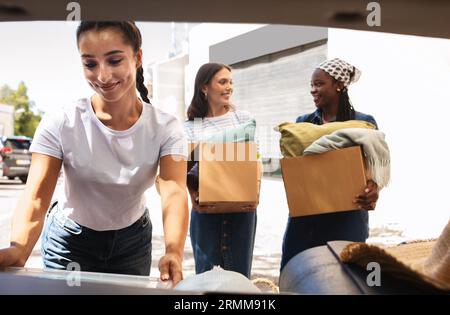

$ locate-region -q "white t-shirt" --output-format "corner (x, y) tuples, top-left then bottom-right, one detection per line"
(30, 98), (187, 231)
(183, 110), (253, 142)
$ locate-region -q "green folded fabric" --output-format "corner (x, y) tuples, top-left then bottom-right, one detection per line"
(277, 120), (376, 157)
(206, 119), (256, 143)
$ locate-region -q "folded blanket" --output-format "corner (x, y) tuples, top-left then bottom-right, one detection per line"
(303, 128), (390, 188)
(206, 119), (256, 143)
(277, 120), (376, 157)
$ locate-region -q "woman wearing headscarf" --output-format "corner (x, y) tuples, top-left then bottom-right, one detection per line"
(280, 58), (380, 271)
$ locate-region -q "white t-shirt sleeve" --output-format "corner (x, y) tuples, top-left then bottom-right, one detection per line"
(160, 116), (188, 158)
(29, 110), (64, 160)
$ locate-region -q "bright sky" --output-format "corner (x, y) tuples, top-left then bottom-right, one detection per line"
(0, 21), (174, 113)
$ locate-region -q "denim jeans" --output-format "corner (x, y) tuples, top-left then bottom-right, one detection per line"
(41, 202), (152, 276)
(280, 210), (369, 271)
(189, 209), (257, 278)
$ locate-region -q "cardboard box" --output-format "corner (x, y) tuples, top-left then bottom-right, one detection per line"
(188, 142), (261, 213)
(280, 146), (368, 217)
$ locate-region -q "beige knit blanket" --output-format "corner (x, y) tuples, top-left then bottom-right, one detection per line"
(304, 128), (390, 188)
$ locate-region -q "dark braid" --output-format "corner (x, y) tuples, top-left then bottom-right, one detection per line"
(76, 21), (150, 103)
(336, 88), (355, 121)
(136, 66), (150, 103)
(336, 67), (356, 121)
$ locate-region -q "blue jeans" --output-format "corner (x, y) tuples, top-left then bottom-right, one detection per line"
(280, 210), (369, 271)
(189, 209), (257, 278)
(41, 202), (152, 276)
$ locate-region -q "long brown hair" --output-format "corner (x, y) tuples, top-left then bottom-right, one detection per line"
(187, 63), (231, 120)
(76, 21), (150, 104)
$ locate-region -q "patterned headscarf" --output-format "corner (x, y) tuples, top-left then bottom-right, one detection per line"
(318, 58), (361, 87)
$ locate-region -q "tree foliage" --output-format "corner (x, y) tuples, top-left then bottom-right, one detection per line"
(0, 82), (42, 137)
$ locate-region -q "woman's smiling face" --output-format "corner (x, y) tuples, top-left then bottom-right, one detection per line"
(78, 28), (141, 103)
(203, 67), (233, 108)
(310, 68), (341, 110)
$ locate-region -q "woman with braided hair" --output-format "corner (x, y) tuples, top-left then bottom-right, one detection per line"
(0, 22), (188, 286)
(280, 58), (380, 271)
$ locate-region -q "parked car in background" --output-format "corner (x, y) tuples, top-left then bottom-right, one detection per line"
(0, 136), (32, 183)
(0, 155), (3, 178)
